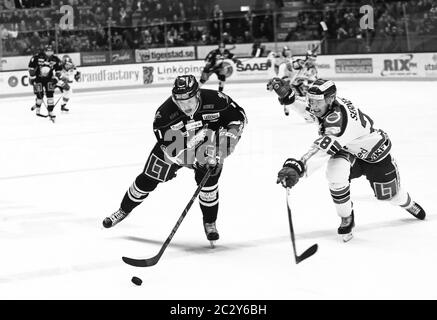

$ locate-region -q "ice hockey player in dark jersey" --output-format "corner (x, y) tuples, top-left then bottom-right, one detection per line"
(56, 55), (81, 112)
(199, 42), (241, 92)
(28, 45), (62, 122)
(103, 75), (247, 245)
(269, 77), (426, 242)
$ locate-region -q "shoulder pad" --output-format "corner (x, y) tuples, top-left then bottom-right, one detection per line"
(198, 89), (229, 112)
(153, 97), (184, 129)
(323, 105), (345, 136)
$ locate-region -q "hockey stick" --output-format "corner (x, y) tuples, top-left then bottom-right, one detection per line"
(122, 168), (213, 267)
(286, 188), (318, 264)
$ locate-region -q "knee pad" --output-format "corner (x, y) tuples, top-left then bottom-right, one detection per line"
(199, 184), (219, 207)
(63, 89), (71, 100)
(326, 157), (351, 185)
(36, 98), (43, 105)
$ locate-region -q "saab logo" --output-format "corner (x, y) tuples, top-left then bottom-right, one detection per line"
(170, 121), (184, 130)
(143, 66), (154, 84)
(381, 54), (418, 76)
(202, 113), (220, 121)
(185, 120), (203, 131)
(236, 62), (269, 72)
(203, 104), (215, 110)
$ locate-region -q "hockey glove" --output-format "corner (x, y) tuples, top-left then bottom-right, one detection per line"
(277, 158), (305, 188)
(29, 77), (36, 86)
(74, 71), (81, 82)
(194, 155), (222, 177)
(267, 77), (292, 97)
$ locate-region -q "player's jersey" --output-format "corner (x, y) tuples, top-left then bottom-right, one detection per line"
(291, 58), (318, 83)
(153, 89), (247, 165)
(59, 62), (79, 83)
(300, 97), (392, 176)
(28, 53), (62, 81)
(205, 49), (235, 70)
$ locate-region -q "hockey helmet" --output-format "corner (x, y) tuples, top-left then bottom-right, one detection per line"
(282, 46), (292, 58)
(172, 75), (200, 116)
(218, 42), (225, 53)
(62, 55), (74, 70)
(306, 79), (337, 117)
(44, 44), (54, 56)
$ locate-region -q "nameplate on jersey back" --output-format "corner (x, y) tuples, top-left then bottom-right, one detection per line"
(202, 113), (220, 121)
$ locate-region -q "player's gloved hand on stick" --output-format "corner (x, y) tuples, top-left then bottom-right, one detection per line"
(29, 77), (35, 86)
(277, 158), (305, 188)
(194, 155), (222, 177)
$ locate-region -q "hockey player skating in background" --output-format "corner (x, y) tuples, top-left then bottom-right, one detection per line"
(199, 42), (241, 92)
(269, 77), (426, 241)
(56, 55), (81, 112)
(266, 45), (293, 79)
(28, 44), (62, 123)
(282, 49), (319, 117)
(103, 75), (247, 245)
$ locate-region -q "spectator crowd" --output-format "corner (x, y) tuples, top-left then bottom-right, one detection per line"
(0, 0), (436, 55)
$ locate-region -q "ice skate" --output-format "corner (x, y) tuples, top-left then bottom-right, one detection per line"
(34, 106), (46, 118)
(61, 104), (69, 113)
(406, 202), (426, 220)
(204, 222), (219, 248)
(103, 208), (129, 228)
(338, 211), (355, 242)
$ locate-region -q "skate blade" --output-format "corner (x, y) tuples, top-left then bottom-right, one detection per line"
(342, 233), (353, 242)
(209, 241), (216, 248)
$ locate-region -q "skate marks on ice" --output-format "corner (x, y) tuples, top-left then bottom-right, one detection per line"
(119, 213), (435, 260)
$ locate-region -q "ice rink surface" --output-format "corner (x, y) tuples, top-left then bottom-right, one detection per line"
(0, 81), (436, 299)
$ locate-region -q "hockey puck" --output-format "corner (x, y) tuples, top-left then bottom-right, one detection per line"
(131, 276), (142, 286)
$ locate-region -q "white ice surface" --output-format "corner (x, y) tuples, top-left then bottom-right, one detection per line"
(0, 81), (436, 299)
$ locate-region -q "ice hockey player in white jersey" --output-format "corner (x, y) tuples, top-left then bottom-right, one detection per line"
(266, 46), (294, 79)
(56, 55), (81, 112)
(270, 78), (426, 241)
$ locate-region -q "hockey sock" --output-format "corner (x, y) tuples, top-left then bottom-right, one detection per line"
(330, 184), (352, 218)
(47, 97), (54, 112)
(218, 81), (224, 92)
(120, 174), (158, 213)
(389, 188), (414, 210)
(199, 184), (219, 223)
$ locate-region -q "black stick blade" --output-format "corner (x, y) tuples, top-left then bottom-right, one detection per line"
(296, 244), (318, 264)
(122, 256), (159, 267)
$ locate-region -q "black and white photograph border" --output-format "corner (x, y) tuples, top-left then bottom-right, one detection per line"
(0, 0), (437, 305)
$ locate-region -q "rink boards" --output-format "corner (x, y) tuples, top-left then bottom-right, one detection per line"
(1, 52), (436, 98)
